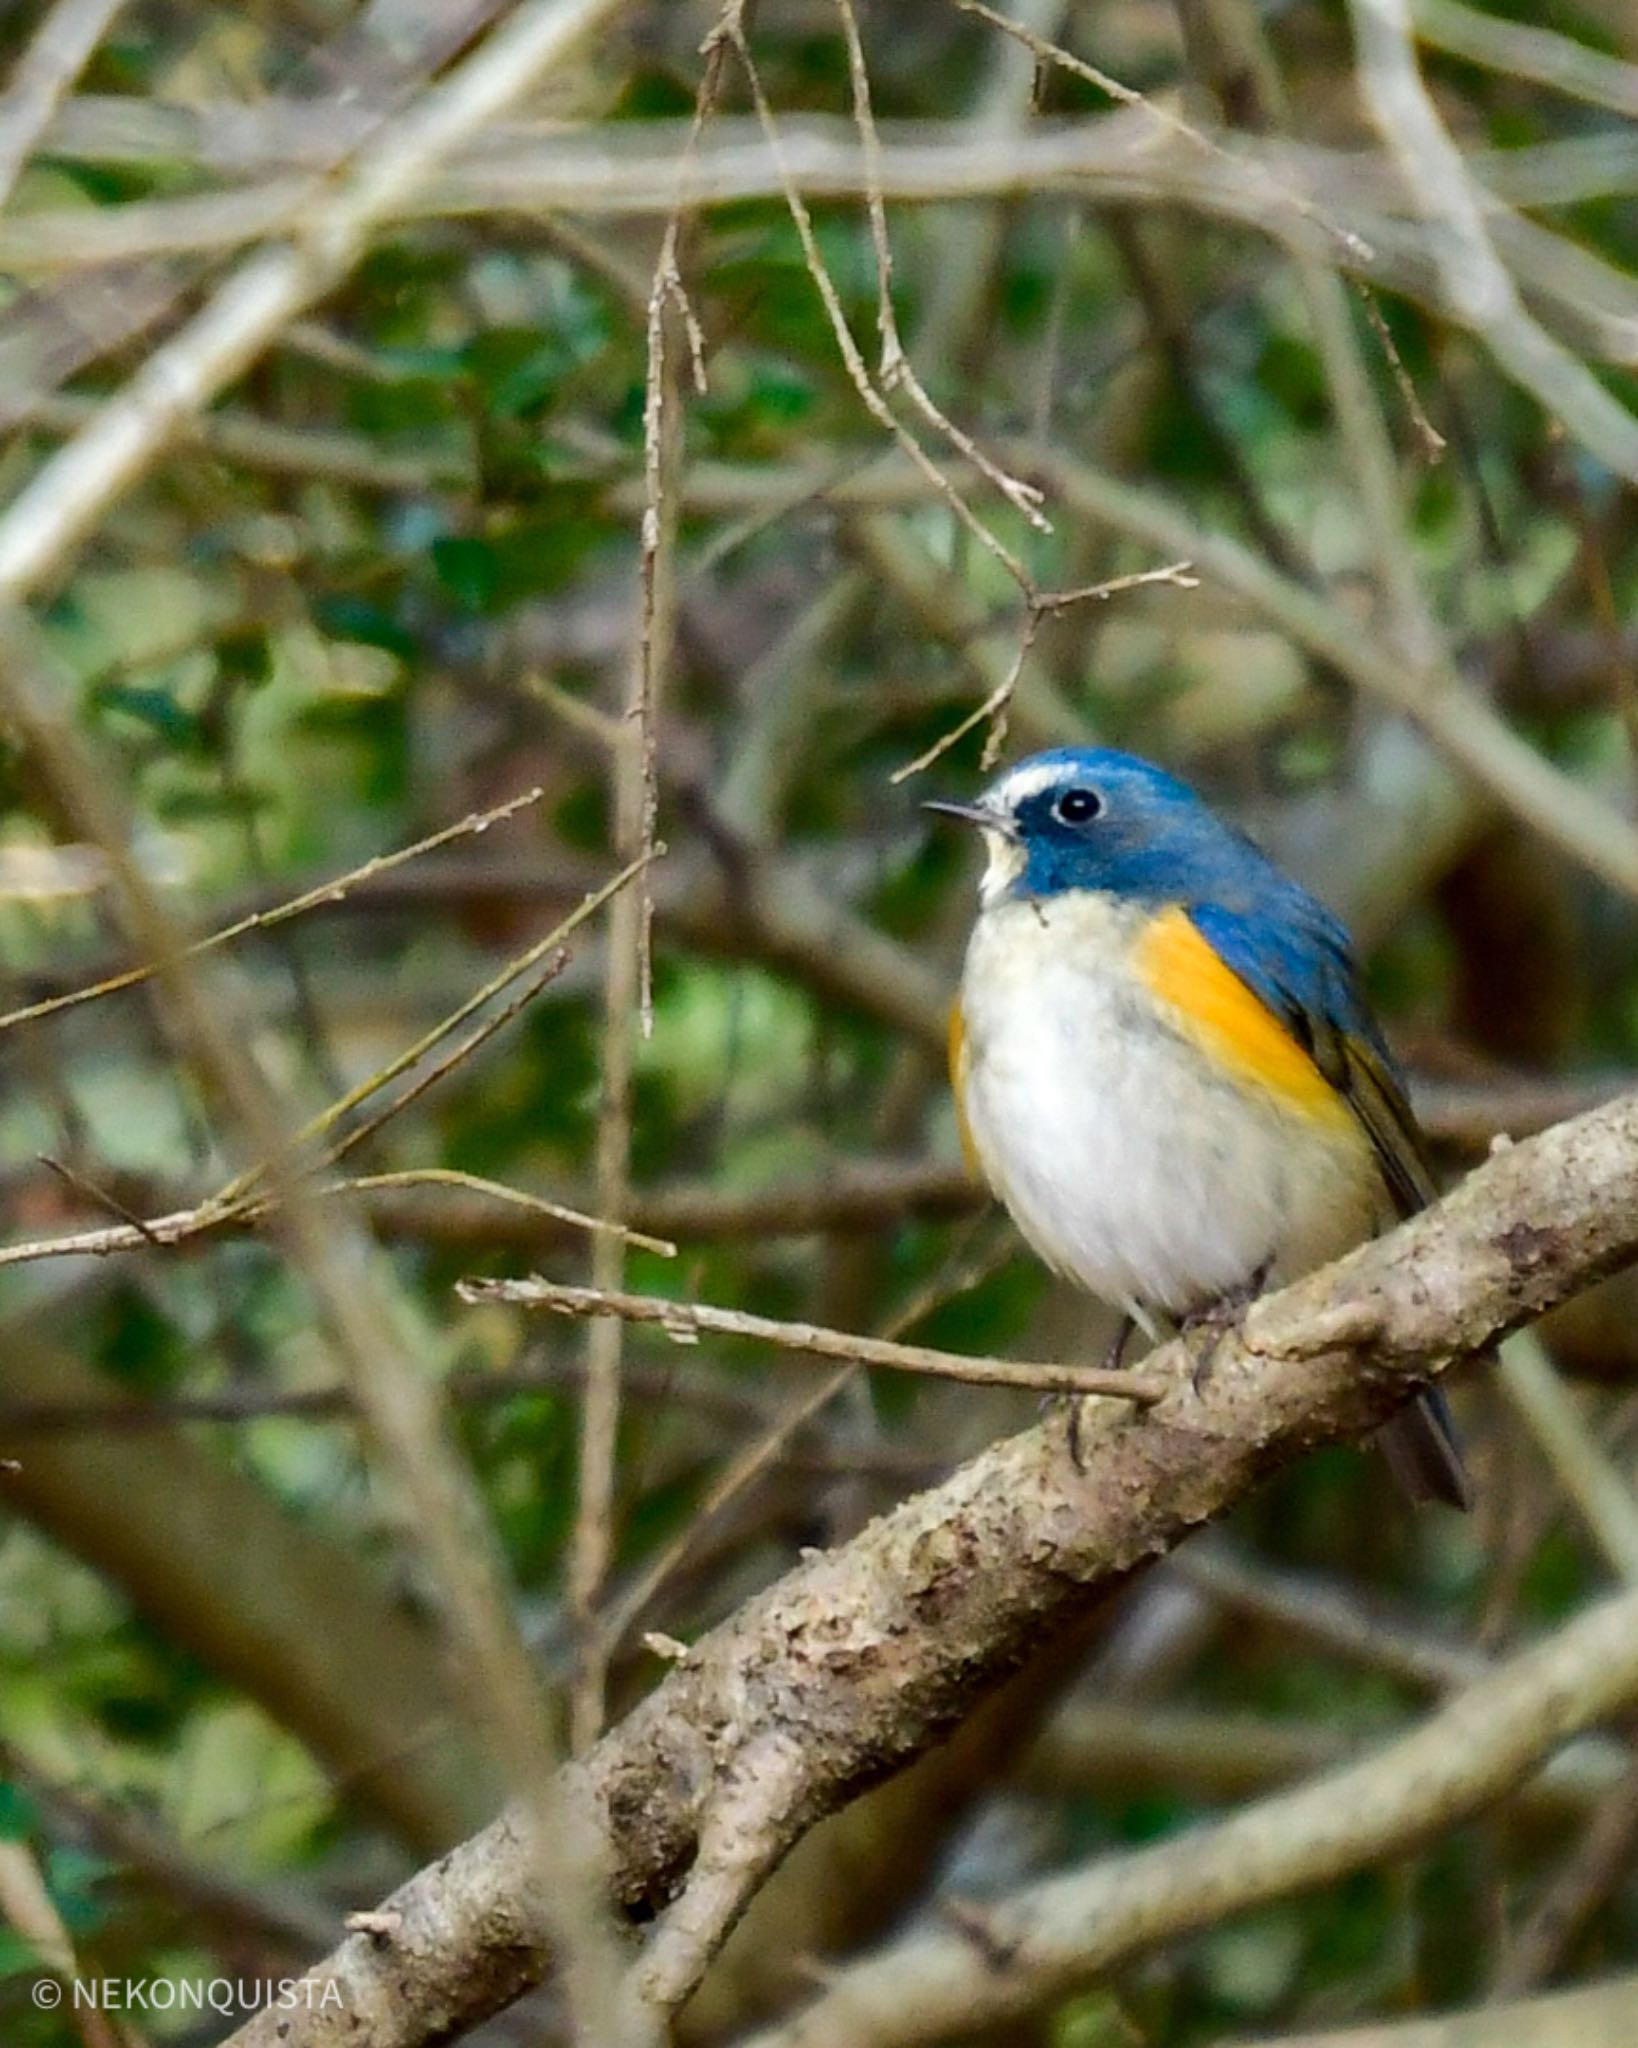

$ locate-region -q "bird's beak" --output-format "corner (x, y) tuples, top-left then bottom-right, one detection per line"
(923, 798), (1017, 840)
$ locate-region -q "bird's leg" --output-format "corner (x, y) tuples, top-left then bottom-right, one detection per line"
(1181, 1257), (1274, 1395)
(1067, 1312), (1140, 1471)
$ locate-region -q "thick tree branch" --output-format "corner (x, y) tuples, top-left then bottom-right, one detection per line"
(745, 1580), (1638, 2047)
(1233, 1969), (1638, 2047)
(8, 117), (1638, 369)
(222, 1086), (1638, 2047)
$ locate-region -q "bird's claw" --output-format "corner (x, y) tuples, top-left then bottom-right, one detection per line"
(1186, 1323), (1228, 1395)
(1181, 1261), (1273, 1395)
(1067, 1395), (1089, 1473)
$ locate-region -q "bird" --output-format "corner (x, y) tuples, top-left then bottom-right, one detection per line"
(927, 745), (1471, 1510)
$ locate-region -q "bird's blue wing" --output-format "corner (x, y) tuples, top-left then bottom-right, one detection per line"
(1190, 888), (1470, 1509)
(1189, 894), (1436, 1217)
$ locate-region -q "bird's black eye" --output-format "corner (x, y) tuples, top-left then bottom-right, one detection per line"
(1054, 786), (1103, 825)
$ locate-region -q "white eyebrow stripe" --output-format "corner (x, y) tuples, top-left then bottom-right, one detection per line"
(988, 760), (1074, 810)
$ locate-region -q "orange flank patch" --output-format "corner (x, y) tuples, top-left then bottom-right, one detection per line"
(947, 998), (981, 1177)
(1135, 907), (1352, 1124)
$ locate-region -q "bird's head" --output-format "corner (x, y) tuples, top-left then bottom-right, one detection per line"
(926, 747), (1233, 910)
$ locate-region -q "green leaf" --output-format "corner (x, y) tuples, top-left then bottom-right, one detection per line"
(0, 1781), (37, 1840)
(432, 535), (501, 612)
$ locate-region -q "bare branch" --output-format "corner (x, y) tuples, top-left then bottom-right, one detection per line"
(563, 0), (727, 1755)
(218, 851), (655, 1207)
(0, 786), (546, 1037)
(0, 0), (131, 212)
(456, 1275), (1169, 1402)
(6, 121), (1636, 363)
(225, 1084), (1638, 2048)
(0, 1835), (121, 2048)
(1414, 0), (1638, 121)
(0, 593), (640, 2043)
(837, 0), (1050, 532)
(326, 955), (572, 1169)
(0, 0), (634, 605)
(1494, 1329), (1638, 1582)
(1232, 1970), (1638, 2048)
(956, 0), (1374, 264)
(887, 562), (1197, 785)
(1349, 0), (1638, 490)
(0, 1167), (674, 1276)
(744, 1579), (1638, 2048)
(722, 14), (1039, 591)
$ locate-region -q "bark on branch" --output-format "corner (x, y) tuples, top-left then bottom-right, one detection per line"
(744, 1570), (1638, 2046)
(225, 1088), (1638, 2048)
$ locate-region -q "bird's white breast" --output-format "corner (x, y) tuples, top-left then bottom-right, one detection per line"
(956, 891), (1384, 1323)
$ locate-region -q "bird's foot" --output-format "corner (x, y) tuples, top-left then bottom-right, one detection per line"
(1181, 1261), (1273, 1394)
(1065, 1397), (1088, 1474)
(1066, 1313), (1140, 1471)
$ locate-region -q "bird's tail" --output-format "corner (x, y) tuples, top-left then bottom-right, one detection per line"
(1376, 1384), (1473, 1511)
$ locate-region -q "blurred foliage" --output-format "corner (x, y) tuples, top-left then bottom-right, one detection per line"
(0, 0), (1636, 2042)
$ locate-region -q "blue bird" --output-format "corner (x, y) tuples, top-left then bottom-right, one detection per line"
(928, 746), (1471, 1509)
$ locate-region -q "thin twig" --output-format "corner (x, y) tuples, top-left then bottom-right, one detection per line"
(955, 0), (1375, 264)
(890, 613), (1043, 784)
(215, 850), (656, 1209)
(574, 841), (642, 1750)
(1495, 1329), (1638, 1585)
(456, 1276), (1170, 1401)
(722, 12), (1037, 591)
(0, 845), (659, 1277)
(598, 1227), (1017, 1651)
(837, 0), (1049, 532)
(1355, 284), (1447, 461)
(632, 24), (719, 1034)
(0, 0), (634, 606)
(0, 785), (546, 1037)
(889, 561), (1196, 782)
(36, 1153), (161, 1244)
(340, 1173), (676, 1260)
(326, 950), (570, 1167)
(1349, 0), (1638, 492)
(0, 1166), (675, 1274)
(564, 11), (728, 1758)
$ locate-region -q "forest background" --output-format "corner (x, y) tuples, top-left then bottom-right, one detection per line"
(3, 1), (1638, 2044)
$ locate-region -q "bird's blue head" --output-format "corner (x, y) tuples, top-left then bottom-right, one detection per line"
(927, 747), (1263, 912)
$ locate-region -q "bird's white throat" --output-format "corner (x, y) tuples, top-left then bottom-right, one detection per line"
(977, 826), (1027, 908)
